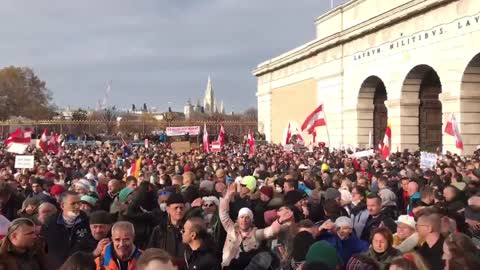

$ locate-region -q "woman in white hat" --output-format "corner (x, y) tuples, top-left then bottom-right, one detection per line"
(219, 183), (294, 269)
(392, 215), (420, 253)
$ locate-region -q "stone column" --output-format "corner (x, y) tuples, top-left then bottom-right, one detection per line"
(385, 98), (420, 152)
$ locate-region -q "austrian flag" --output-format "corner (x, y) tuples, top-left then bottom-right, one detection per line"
(301, 104), (326, 134)
(381, 123), (392, 160)
(444, 113), (463, 150)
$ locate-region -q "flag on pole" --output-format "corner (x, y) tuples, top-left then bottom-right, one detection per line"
(5, 128), (31, 154)
(217, 123), (225, 147)
(247, 129), (255, 155)
(48, 133), (59, 155)
(312, 129), (317, 144)
(444, 113), (464, 150)
(381, 123), (391, 160)
(285, 123), (292, 145)
(301, 104), (327, 134)
(38, 129), (49, 153)
(203, 123), (210, 153)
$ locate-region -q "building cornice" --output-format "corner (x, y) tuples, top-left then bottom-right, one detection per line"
(252, 0), (456, 77)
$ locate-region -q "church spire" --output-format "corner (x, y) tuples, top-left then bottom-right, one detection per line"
(220, 100), (225, 114)
(203, 75), (215, 114)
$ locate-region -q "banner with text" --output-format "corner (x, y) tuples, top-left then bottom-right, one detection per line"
(420, 152), (438, 169)
(14, 155), (35, 169)
(166, 126), (200, 136)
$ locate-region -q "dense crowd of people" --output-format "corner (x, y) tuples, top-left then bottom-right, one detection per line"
(0, 139), (479, 270)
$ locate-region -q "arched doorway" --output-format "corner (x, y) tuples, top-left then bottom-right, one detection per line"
(402, 65), (442, 152)
(458, 53), (480, 153)
(358, 76), (387, 147)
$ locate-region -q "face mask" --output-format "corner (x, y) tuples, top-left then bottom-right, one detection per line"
(275, 187), (283, 193)
(64, 210), (80, 220)
(159, 203), (167, 212)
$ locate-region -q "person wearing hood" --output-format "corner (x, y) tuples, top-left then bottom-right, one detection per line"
(392, 215), (420, 253)
(41, 191), (93, 269)
(379, 187), (399, 220)
(318, 216), (369, 265)
(365, 227), (401, 270)
(350, 186), (369, 238)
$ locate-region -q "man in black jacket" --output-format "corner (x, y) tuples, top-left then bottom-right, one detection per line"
(98, 179), (121, 212)
(182, 216), (221, 270)
(147, 193), (186, 268)
(360, 193), (397, 242)
(41, 191), (93, 269)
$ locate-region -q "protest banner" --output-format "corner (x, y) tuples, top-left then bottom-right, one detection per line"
(171, 141), (191, 154)
(211, 141), (221, 152)
(420, 152), (438, 169)
(14, 155), (34, 169)
(166, 126), (200, 136)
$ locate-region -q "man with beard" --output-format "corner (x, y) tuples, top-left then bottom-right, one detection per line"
(41, 191), (93, 269)
(88, 210), (113, 257)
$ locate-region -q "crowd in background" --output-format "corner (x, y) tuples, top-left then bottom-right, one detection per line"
(0, 139), (480, 270)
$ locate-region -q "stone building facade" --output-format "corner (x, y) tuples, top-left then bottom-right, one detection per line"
(253, 0), (480, 154)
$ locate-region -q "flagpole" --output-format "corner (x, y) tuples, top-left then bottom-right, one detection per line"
(321, 103), (332, 148)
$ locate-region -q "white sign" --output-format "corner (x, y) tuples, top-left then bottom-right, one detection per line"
(420, 152), (438, 169)
(166, 126), (200, 136)
(283, 144), (294, 152)
(350, 149), (375, 158)
(211, 141), (221, 152)
(14, 155), (35, 169)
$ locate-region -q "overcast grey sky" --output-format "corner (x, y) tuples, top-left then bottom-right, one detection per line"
(0, 0), (346, 112)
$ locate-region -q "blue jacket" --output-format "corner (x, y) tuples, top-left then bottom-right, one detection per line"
(319, 232), (369, 265)
(407, 192), (421, 215)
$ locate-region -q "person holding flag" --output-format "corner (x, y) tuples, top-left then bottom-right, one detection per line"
(217, 123), (225, 148)
(247, 129), (255, 154)
(203, 123), (210, 154)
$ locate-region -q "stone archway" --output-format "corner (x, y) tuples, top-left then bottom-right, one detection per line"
(401, 65), (442, 152)
(358, 76), (388, 147)
(456, 53), (480, 153)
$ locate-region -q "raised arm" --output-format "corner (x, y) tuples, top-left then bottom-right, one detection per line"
(219, 183), (236, 233)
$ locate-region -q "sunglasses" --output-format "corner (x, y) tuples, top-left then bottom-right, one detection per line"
(203, 203), (215, 208)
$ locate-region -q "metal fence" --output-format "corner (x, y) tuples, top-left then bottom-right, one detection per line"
(0, 119), (259, 141)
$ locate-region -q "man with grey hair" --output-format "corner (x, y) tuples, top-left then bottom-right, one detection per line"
(36, 202), (57, 225)
(95, 221), (143, 270)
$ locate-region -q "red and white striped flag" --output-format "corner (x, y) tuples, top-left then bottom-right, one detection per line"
(38, 129), (49, 153)
(301, 104), (326, 134)
(285, 123), (292, 145)
(381, 123), (391, 160)
(444, 113), (463, 150)
(5, 128), (31, 154)
(203, 123), (210, 154)
(247, 129), (255, 155)
(217, 123), (225, 147)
